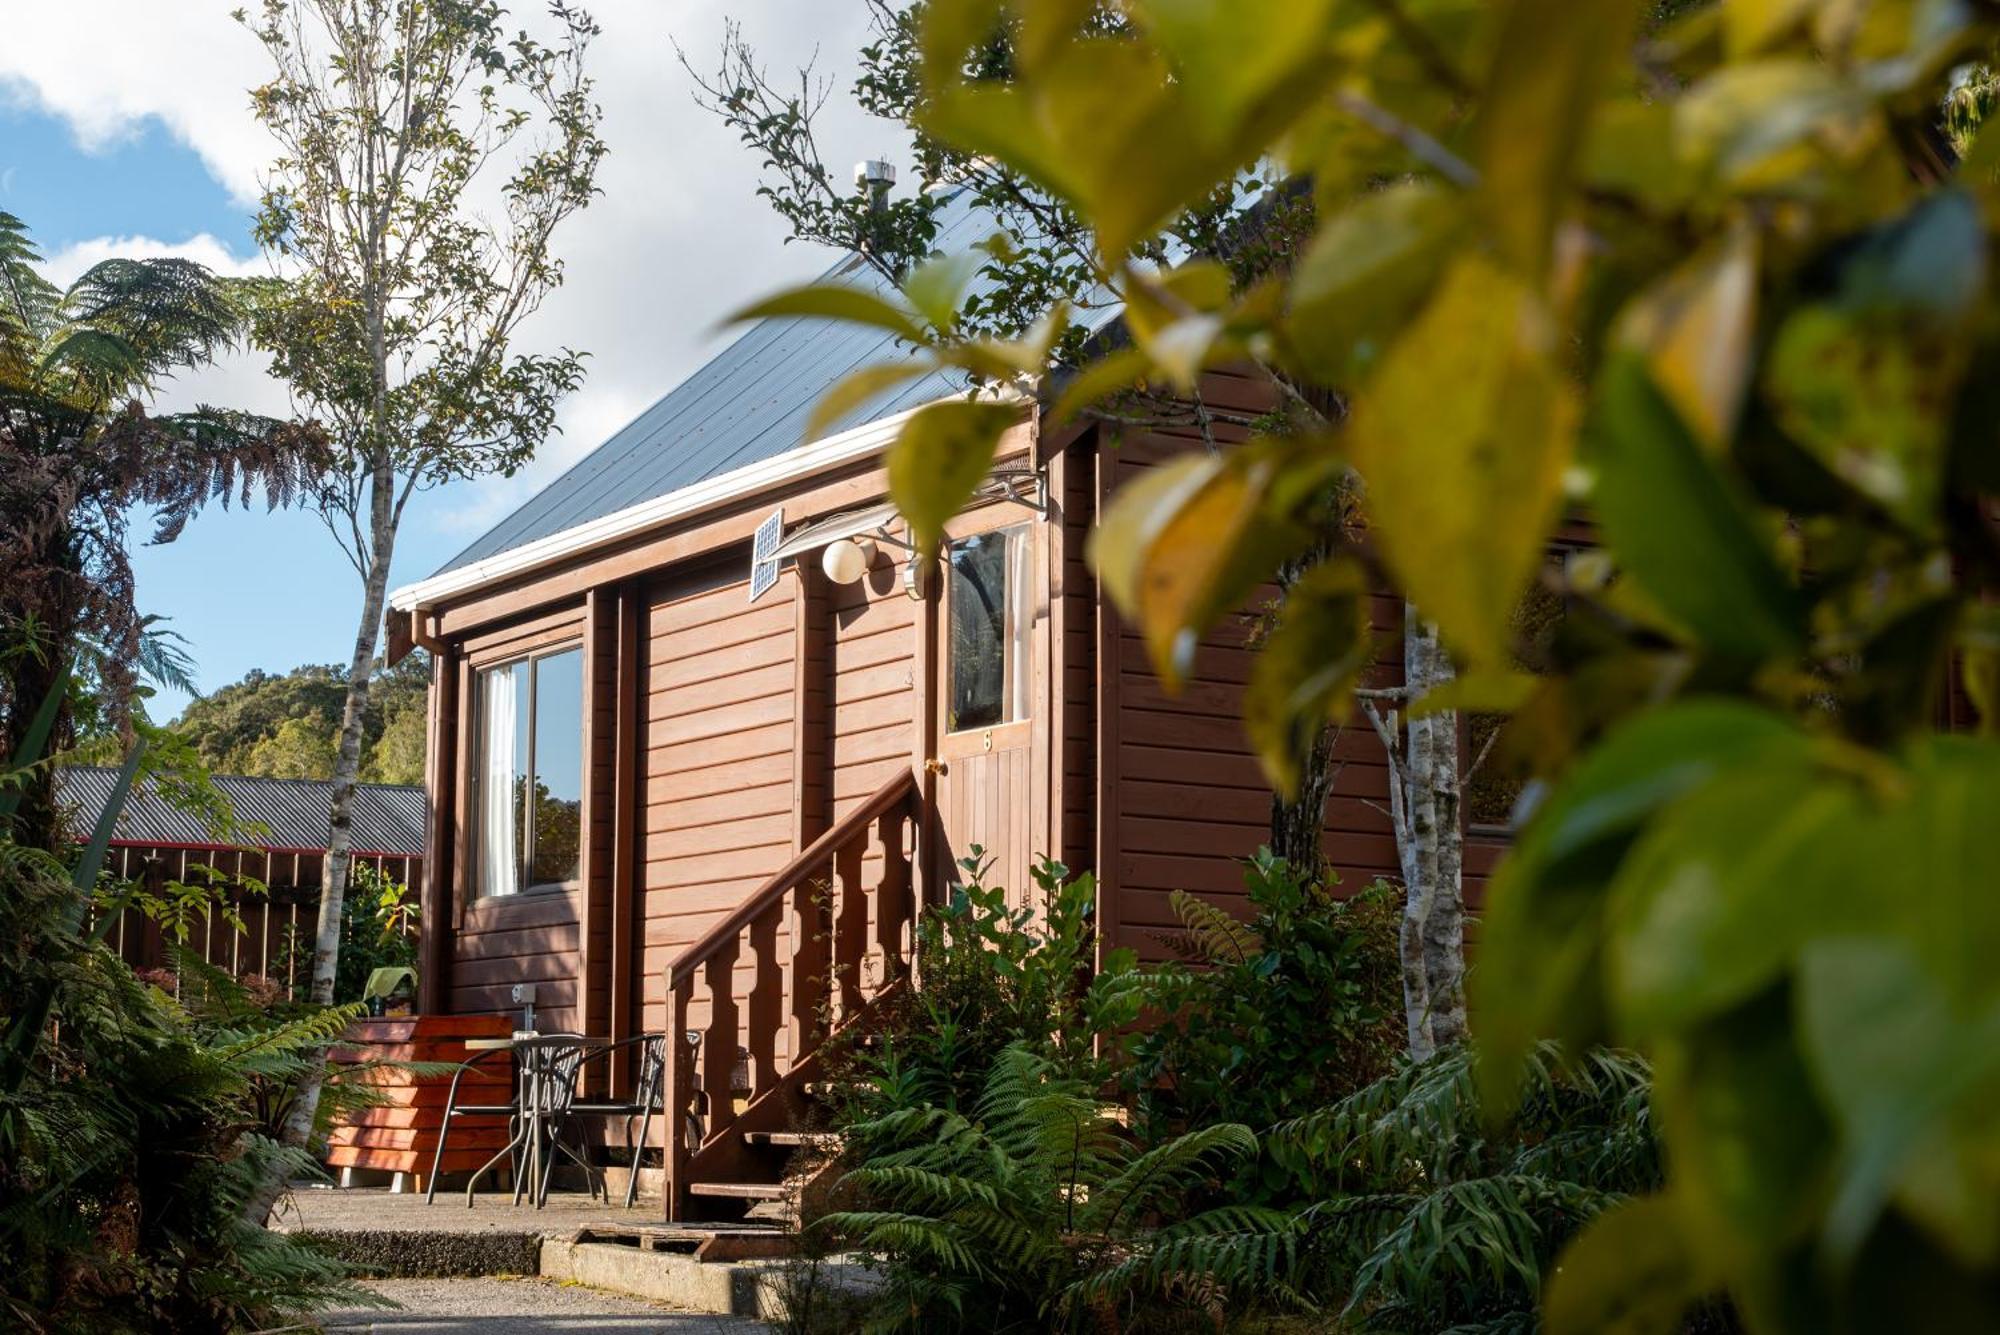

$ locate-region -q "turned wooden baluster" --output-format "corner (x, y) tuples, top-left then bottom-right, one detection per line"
(745, 902), (783, 1100)
(701, 939), (741, 1141)
(874, 811), (913, 985)
(788, 866), (832, 1069)
(832, 837), (868, 1023)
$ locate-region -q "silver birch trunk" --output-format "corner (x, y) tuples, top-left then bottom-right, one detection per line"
(1367, 606), (1468, 1062)
(250, 460), (398, 1224)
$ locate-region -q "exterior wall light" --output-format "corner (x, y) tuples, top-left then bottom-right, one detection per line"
(820, 536), (878, 585)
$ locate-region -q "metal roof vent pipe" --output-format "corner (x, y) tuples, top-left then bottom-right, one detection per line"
(855, 159), (896, 211)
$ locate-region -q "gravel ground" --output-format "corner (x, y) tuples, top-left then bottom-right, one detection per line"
(317, 1277), (766, 1333)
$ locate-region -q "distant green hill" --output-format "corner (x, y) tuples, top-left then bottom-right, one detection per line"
(172, 654), (430, 785)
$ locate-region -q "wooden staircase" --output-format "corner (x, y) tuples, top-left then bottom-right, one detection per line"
(662, 768), (919, 1223)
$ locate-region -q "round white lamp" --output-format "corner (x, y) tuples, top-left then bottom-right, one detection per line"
(820, 536), (878, 585)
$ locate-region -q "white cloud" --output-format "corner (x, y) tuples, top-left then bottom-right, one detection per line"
(2, 0), (908, 539)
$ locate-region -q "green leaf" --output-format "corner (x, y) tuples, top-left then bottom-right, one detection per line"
(806, 359), (938, 443)
(1675, 59), (1877, 193)
(1613, 220), (1759, 452)
(887, 399), (1021, 554)
(1650, 995), (1836, 1330)
(1605, 758), (1877, 1037)
(902, 248), (990, 331)
(1407, 670), (1539, 719)
(1347, 255), (1578, 668)
(1285, 180), (1461, 383)
(1474, 701), (1808, 1107)
(1244, 561), (1373, 798)
(1544, 1193), (1708, 1335)
(728, 283), (929, 345)
(1797, 938), (2000, 1269)
(1049, 346), (1157, 423)
(1477, 0), (1645, 279)
(1133, 0), (1340, 130)
(1589, 356), (1805, 661)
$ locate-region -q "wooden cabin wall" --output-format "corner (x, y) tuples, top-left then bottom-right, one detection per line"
(1084, 374), (1507, 962)
(638, 561), (801, 1041)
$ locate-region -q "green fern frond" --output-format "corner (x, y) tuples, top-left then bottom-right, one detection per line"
(1168, 888), (1260, 964)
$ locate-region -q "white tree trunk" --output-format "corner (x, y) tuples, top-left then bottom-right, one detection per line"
(251, 461), (398, 1225)
(1376, 607), (1467, 1063)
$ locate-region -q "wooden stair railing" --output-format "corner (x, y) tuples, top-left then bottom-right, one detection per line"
(661, 767), (919, 1221)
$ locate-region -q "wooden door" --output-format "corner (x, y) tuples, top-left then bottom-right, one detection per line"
(929, 507), (1046, 910)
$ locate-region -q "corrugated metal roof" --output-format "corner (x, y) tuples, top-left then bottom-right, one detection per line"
(57, 766), (428, 858)
(433, 190), (1003, 578)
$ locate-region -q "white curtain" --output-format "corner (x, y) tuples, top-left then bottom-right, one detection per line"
(479, 664), (519, 899)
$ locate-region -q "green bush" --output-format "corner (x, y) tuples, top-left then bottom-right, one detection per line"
(1118, 852), (1403, 1163)
(1203, 1044), (1680, 1333)
(825, 1043), (1268, 1333)
(827, 849), (1130, 1139)
(332, 860), (417, 1005)
(0, 738), (374, 1331)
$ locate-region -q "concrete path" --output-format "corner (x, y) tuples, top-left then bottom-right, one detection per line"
(319, 1277), (765, 1333)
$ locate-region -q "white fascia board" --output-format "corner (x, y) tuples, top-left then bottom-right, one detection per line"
(389, 394), (987, 616)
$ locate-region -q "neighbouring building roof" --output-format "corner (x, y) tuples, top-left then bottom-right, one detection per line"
(431, 190), (1001, 579)
(57, 766), (429, 858)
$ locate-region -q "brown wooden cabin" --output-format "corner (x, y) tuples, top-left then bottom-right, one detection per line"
(385, 194), (1509, 1220)
(56, 765), (425, 990)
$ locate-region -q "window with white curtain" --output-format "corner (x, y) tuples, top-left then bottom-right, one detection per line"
(946, 525), (1031, 733)
(473, 646), (583, 898)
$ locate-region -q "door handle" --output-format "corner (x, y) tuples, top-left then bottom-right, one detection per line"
(924, 757), (947, 776)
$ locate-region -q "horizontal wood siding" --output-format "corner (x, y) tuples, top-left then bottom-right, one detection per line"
(640, 564), (799, 1039)
(451, 888), (583, 1027)
(1102, 380), (1504, 959)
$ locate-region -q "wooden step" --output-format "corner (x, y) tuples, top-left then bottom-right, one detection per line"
(741, 1131), (826, 1148)
(686, 1181), (788, 1201)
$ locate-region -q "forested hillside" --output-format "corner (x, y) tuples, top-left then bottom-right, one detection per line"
(172, 653), (430, 785)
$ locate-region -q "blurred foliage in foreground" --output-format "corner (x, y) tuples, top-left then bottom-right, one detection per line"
(750, 0), (2000, 1328)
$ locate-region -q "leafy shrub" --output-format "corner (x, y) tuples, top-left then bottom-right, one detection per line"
(332, 860), (417, 1005)
(828, 850), (1130, 1138)
(0, 741), (373, 1331)
(1193, 1044), (1673, 1333)
(824, 1043), (1268, 1332)
(1118, 852), (1402, 1161)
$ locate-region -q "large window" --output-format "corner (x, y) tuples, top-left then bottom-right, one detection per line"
(947, 526), (1031, 733)
(474, 646), (583, 898)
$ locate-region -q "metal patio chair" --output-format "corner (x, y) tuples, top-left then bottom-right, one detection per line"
(515, 1032), (594, 1208)
(542, 1032), (670, 1208)
(424, 1045), (520, 1206)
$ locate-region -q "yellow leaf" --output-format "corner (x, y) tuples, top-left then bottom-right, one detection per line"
(1286, 180), (1461, 382)
(1050, 346), (1157, 423)
(727, 284), (927, 345)
(1723, 0), (1815, 56)
(1088, 454), (1223, 618)
(1478, 0), (1645, 279)
(1134, 454), (1270, 685)
(1613, 220), (1760, 452)
(901, 248), (989, 331)
(1346, 256), (1579, 667)
(887, 400), (1021, 555)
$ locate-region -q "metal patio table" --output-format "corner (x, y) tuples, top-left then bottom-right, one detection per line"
(457, 1032), (607, 1208)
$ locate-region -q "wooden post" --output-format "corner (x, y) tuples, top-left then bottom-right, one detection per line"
(663, 975), (690, 1222)
(420, 644), (458, 1013)
(610, 583), (641, 1094)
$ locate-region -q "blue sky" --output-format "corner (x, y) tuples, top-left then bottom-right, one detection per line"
(0, 1), (885, 722)
(2, 100), (491, 716)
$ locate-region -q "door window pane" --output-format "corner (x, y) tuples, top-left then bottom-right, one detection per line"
(947, 527), (1030, 733)
(474, 646), (583, 898)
